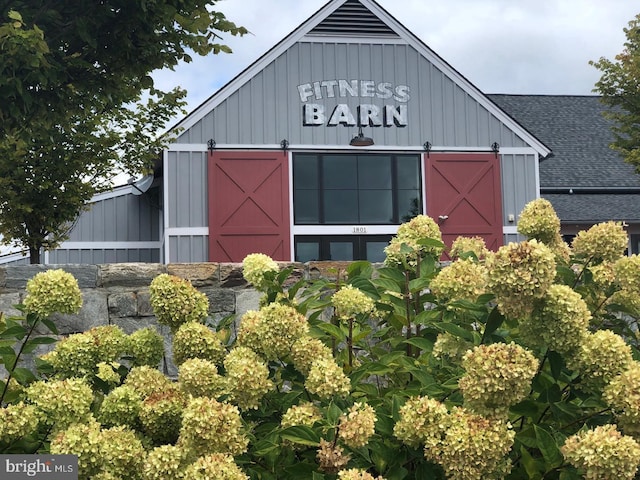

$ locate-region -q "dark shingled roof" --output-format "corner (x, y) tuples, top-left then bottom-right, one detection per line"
(488, 94), (640, 223)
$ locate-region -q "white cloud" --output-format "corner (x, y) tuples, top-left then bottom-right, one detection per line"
(152, 0), (639, 115)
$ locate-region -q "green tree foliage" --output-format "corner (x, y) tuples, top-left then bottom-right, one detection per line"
(591, 13), (640, 173)
(0, 2), (247, 262)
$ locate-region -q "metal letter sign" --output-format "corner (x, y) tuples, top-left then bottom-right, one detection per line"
(297, 79), (410, 128)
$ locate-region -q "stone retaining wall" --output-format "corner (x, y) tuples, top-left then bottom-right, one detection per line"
(0, 262), (346, 376)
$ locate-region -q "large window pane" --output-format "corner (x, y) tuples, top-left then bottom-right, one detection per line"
(293, 155), (318, 189)
(360, 190), (392, 223)
(358, 155), (391, 189)
(365, 240), (389, 263)
(324, 190), (358, 223)
(398, 189), (422, 222)
(296, 242), (320, 262)
(324, 155), (357, 189)
(294, 190), (319, 223)
(397, 157), (421, 189)
(330, 241), (354, 261)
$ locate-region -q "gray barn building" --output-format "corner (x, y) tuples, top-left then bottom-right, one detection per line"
(2, 0), (638, 264)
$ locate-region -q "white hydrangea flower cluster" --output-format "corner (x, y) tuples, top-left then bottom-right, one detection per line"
(24, 269), (83, 317)
(430, 258), (488, 305)
(338, 402), (377, 448)
(486, 240), (556, 318)
(178, 397), (249, 458)
(242, 253), (280, 291)
(224, 346), (273, 410)
(449, 235), (490, 260)
(183, 453), (249, 480)
(337, 468), (386, 480)
(51, 420), (145, 479)
(571, 221), (628, 263)
(393, 396), (449, 449)
(384, 215), (444, 265)
(561, 424), (640, 480)
(281, 402), (322, 428)
(459, 342), (538, 418)
(149, 274), (209, 332)
(305, 357), (351, 399)
(331, 284), (376, 320)
(141, 444), (187, 480)
(140, 389), (186, 445)
(520, 284), (591, 355)
(26, 378), (94, 431)
(604, 361), (640, 434)
(179, 358), (227, 399)
(317, 438), (351, 474)
(290, 336), (333, 375)
(516, 198), (561, 245)
(172, 321), (226, 366)
(432, 332), (473, 362)
(237, 303), (309, 360)
(0, 402), (39, 443)
(395, 401), (514, 480)
(98, 384), (142, 428)
(567, 329), (633, 391)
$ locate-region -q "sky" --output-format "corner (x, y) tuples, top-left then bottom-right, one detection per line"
(152, 0), (639, 117)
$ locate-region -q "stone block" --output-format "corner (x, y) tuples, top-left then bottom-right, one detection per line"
(0, 293), (22, 318)
(5, 264), (98, 289)
(137, 291), (154, 317)
(50, 290), (109, 334)
(235, 289), (262, 317)
(306, 261), (352, 280)
(108, 292), (138, 318)
(201, 287), (236, 313)
(99, 263), (167, 288)
(167, 263), (219, 287)
(112, 316), (161, 335)
(218, 263), (246, 288)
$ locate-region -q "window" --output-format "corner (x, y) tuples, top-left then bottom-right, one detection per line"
(293, 153), (422, 225)
(295, 235), (393, 262)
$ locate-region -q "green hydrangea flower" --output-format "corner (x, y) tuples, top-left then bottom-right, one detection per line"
(149, 274), (209, 332)
(562, 425), (640, 480)
(24, 269), (82, 317)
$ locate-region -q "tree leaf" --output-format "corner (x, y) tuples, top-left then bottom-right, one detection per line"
(482, 306), (504, 340)
(11, 367), (36, 385)
(548, 350), (564, 380)
(534, 425), (564, 470)
(279, 426), (321, 446)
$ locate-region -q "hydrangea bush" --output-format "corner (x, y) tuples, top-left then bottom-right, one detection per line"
(2, 200), (640, 479)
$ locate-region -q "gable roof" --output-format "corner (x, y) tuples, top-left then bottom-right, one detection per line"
(489, 94), (640, 189)
(490, 94), (640, 224)
(171, 0), (550, 156)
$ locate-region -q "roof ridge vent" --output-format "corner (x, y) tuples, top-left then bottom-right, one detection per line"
(309, 0), (399, 37)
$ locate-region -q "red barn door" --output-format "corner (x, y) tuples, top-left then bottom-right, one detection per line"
(426, 153), (503, 253)
(208, 151), (290, 262)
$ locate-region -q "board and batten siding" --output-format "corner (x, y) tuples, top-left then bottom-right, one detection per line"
(500, 153), (539, 226)
(165, 150), (209, 262)
(49, 187), (162, 264)
(177, 42), (529, 149)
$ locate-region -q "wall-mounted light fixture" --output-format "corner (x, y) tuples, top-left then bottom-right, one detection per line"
(350, 127), (374, 147)
(207, 139), (216, 153)
(280, 139), (289, 152)
(491, 142), (500, 158)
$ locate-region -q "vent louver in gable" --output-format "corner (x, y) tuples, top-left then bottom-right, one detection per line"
(309, 0), (399, 37)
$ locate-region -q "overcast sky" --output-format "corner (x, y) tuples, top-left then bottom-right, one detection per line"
(152, 0), (638, 116)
